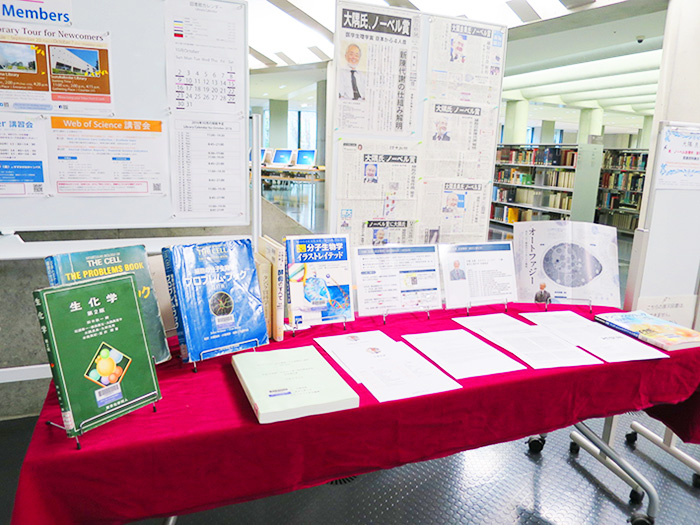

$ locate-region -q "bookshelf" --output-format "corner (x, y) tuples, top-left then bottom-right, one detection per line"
(594, 148), (648, 234)
(490, 143), (603, 226)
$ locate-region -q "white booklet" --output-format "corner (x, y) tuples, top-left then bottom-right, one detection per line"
(403, 329), (526, 380)
(521, 311), (669, 363)
(353, 244), (442, 316)
(438, 242), (517, 309)
(454, 313), (603, 369)
(512, 221), (620, 307)
(231, 346), (359, 424)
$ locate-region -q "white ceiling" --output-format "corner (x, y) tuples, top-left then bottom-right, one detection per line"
(249, 0), (668, 132)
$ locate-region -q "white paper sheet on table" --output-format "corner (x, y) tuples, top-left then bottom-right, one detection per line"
(453, 314), (603, 369)
(403, 329), (526, 379)
(315, 330), (397, 384)
(315, 332), (461, 402)
(521, 311), (669, 363)
(358, 342), (462, 403)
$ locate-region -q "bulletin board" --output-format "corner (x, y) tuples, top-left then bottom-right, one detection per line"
(0, 0), (249, 234)
(331, 1), (507, 246)
(636, 121), (700, 303)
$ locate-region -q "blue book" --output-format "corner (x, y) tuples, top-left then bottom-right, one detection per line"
(162, 239), (268, 363)
(45, 245), (171, 364)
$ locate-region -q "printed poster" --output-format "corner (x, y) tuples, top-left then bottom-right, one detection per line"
(0, 22), (112, 114)
(653, 124), (700, 190)
(0, 112), (48, 196)
(438, 242), (517, 309)
(49, 116), (166, 196)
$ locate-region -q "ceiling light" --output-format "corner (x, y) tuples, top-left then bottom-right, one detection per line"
(279, 85), (286, 89)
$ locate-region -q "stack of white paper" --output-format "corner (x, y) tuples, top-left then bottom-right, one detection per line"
(453, 314), (603, 369)
(521, 311), (669, 363)
(231, 346), (360, 424)
(315, 331), (461, 403)
(403, 329), (526, 379)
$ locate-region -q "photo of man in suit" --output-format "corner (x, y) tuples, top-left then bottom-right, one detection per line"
(338, 43), (365, 101)
(363, 163), (378, 183)
(450, 260), (466, 281)
(432, 119), (450, 141)
(534, 282), (551, 303)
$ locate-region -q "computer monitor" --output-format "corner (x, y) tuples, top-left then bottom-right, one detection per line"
(272, 149), (293, 165)
(295, 149), (316, 166)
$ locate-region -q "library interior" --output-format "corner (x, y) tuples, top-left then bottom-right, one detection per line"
(3, 1), (700, 524)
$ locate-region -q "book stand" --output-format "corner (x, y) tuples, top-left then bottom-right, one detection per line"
(465, 300), (509, 316)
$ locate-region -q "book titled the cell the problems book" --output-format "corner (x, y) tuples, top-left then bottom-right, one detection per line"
(162, 239), (269, 363)
(45, 245), (171, 364)
(34, 274), (161, 438)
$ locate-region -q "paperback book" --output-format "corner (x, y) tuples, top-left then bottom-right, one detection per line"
(595, 310), (700, 351)
(258, 235), (287, 341)
(162, 239), (269, 363)
(285, 234), (354, 328)
(45, 245), (171, 364)
(231, 346), (359, 424)
(33, 274), (161, 438)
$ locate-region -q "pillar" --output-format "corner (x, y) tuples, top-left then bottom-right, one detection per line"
(503, 100), (528, 144)
(269, 99), (288, 149)
(540, 120), (556, 143)
(637, 115), (654, 149)
(577, 108), (603, 144)
(626, 0), (700, 318)
(316, 80), (327, 166)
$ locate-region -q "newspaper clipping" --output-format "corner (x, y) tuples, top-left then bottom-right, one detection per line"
(335, 4), (421, 135)
(416, 179), (489, 243)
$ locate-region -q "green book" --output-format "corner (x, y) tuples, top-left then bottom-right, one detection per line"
(45, 245), (171, 364)
(34, 274), (161, 438)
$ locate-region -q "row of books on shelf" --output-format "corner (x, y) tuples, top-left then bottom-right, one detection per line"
(595, 209), (640, 231)
(497, 146), (578, 167)
(597, 191), (640, 210)
(491, 204), (548, 223)
(602, 150), (648, 171)
(494, 168), (534, 185)
(542, 169), (575, 188)
(492, 189), (571, 211)
(600, 171), (644, 192)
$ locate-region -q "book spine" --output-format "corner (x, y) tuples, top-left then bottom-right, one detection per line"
(161, 248), (188, 361)
(33, 291), (75, 437)
(594, 316), (640, 339)
(44, 256), (60, 286)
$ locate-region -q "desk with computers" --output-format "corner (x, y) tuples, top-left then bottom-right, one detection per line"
(252, 148), (325, 182)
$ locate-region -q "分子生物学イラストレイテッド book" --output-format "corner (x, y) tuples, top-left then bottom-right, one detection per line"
(45, 245), (171, 364)
(33, 273), (161, 438)
(162, 239), (269, 363)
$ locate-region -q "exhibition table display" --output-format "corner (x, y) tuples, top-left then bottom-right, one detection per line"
(12, 303), (700, 525)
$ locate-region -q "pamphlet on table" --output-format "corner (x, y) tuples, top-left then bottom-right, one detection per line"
(33, 274), (161, 438)
(353, 244), (442, 316)
(231, 346), (360, 424)
(403, 329), (526, 379)
(522, 311), (669, 362)
(315, 331), (461, 402)
(162, 239), (268, 363)
(286, 234), (354, 328)
(438, 242), (517, 309)
(513, 221), (621, 307)
(45, 244), (171, 364)
(595, 310), (700, 351)
(454, 313), (603, 369)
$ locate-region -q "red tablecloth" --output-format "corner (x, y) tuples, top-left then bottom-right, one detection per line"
(12, 304), (700, 524)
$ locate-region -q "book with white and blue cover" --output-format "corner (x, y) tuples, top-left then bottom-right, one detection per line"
(162, 239), (269, 363)
(285, 234), (354, 328)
